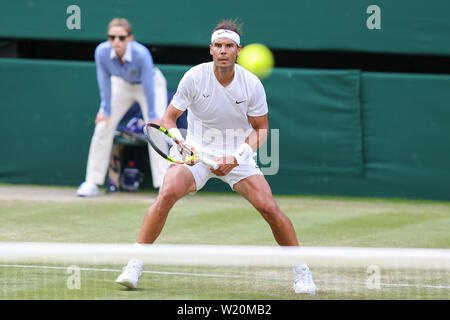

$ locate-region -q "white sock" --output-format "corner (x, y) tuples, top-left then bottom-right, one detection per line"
(130, 242), (151, 266)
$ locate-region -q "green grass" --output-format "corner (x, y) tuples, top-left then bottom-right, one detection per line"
(0, 185), (449, 300)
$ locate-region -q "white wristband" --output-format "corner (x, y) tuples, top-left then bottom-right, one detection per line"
(233, 143), (254, 165)
(168, 127), (183, 142)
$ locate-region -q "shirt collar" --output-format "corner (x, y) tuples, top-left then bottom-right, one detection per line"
(110, 42), (133, 62)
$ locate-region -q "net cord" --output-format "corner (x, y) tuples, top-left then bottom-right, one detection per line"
(1, 242), (449, 269)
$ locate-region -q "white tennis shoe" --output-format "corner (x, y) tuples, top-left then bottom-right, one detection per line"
(115, 259), (143, 289)
(76, 181), (99, 197)
(293, 264), (317, 294)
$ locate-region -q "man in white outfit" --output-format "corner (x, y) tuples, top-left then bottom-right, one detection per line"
(115, 19), (316, 294)
(77, 18), (168, 197)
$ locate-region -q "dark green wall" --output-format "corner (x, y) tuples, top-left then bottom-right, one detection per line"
(263, 71), (450, 200)
(2, 1), (450, 55)
(0, 59), (96, 185)
(1, 58), (449, 200)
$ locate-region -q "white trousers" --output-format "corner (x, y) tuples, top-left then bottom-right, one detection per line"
(85, 69), (169, 188)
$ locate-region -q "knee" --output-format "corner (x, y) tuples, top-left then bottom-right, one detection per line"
(257, 200), (285, 224)
(259, 201), (279, 216)
(156, 186), (179, 208)
(146, 189), (178, 220)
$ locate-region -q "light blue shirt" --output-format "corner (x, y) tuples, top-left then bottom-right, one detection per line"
(94, 40), (156, 120)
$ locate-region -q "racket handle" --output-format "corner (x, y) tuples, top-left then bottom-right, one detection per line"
(202, 157), (219, 169)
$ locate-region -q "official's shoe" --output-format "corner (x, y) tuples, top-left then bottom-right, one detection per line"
(293, 264), (317, 294)
(76, 181), (99, 197)
(115, 259), (143, 289)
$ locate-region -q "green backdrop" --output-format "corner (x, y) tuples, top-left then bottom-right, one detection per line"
(1, 58), (449, 201)
(2, 0), (450, 55)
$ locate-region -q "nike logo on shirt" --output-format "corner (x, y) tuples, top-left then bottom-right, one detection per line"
(235, 100), (246, 104)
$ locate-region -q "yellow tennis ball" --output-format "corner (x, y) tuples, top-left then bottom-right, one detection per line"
(237, 43), (274, 79)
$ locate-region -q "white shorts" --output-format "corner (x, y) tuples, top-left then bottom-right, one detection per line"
(169, 146), (262, 192)
(186, 161), (262, 192)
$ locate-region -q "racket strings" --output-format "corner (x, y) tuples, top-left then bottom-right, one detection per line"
(144, 123), (198, 165)
(145, 125), (172, 156)
(178, 141), (193, 158)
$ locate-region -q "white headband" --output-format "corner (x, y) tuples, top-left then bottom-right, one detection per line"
(211, 29), (240, 46)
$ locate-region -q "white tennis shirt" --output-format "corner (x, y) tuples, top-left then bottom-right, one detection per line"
(171, 62), (268, 157)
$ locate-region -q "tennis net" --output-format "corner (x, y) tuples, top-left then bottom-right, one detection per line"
(1, 242), (449, 300)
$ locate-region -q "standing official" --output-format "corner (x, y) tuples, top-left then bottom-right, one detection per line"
(77, 18), (168, 197)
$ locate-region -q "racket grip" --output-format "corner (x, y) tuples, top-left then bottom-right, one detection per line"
(202, 157), (219, 169)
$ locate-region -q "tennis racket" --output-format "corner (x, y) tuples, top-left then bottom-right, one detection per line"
(143, 123), (219, 169)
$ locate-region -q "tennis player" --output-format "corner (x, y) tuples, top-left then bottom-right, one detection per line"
(116, 19), (316, 294)
(76, 18), (168, 197)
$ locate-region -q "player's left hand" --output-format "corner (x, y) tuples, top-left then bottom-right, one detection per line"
(211, 156), (238, 176)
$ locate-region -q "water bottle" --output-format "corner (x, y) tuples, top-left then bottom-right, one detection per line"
(120, 161), (140, 192)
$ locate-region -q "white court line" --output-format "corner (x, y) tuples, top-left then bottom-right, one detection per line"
(1, 264), (449, 290)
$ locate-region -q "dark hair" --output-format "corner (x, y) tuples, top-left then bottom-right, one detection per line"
(213, 18), (243, 37)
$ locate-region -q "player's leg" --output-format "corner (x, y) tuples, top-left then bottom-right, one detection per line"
(233, 174), (316, 294)
(78, 77), (134, 196)
(136, 164), (196, 243)
(115, 164), (197, 289)
(233, 174), (299, 246)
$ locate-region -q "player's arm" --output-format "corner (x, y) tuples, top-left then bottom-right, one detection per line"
(162, 103), (186, 145)
(162, 104), (184, 131)
(231, 79), (269, 165)
(161, 104), (200, 165)
(230, 114), (268, 166)
(246, 114), (269, 151)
